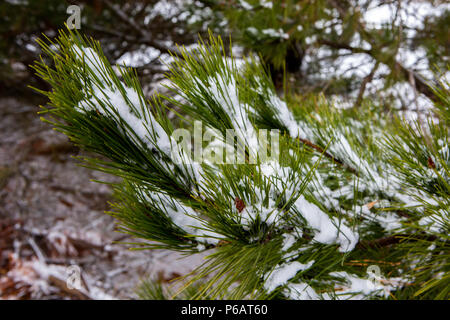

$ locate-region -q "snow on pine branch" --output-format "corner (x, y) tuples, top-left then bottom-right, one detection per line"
(193, 74), (260, 158)
(254, 81), (447, 235)
(73, 46), (172, 155)
(258, 160), (359, 253)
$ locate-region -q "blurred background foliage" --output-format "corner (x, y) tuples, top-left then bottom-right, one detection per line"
(0, 0), (448, 113)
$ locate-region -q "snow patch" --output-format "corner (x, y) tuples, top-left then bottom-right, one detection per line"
(264, 260), (315, 292)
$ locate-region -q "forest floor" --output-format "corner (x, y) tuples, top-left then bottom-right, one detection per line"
(0, 96), (206, 299)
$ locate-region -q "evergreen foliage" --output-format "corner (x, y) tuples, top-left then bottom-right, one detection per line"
(31, 27), (448, 300)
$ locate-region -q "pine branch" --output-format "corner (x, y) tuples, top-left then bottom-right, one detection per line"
(30, 27), (450, 300)
(296, 137), (359, 176)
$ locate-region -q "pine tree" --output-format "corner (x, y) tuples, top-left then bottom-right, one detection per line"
(31, 28), (448, 300)
(204, 0), (449, 106)
(0, 0), (213, 98)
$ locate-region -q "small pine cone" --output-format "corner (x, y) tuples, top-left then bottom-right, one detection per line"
(235, 197), (245, 213)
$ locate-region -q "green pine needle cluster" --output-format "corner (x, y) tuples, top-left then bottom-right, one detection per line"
(31, 27), (448, 300)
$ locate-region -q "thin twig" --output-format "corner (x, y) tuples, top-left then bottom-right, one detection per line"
(358, 234), (438, 249)
(354, 61), (380, 108)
